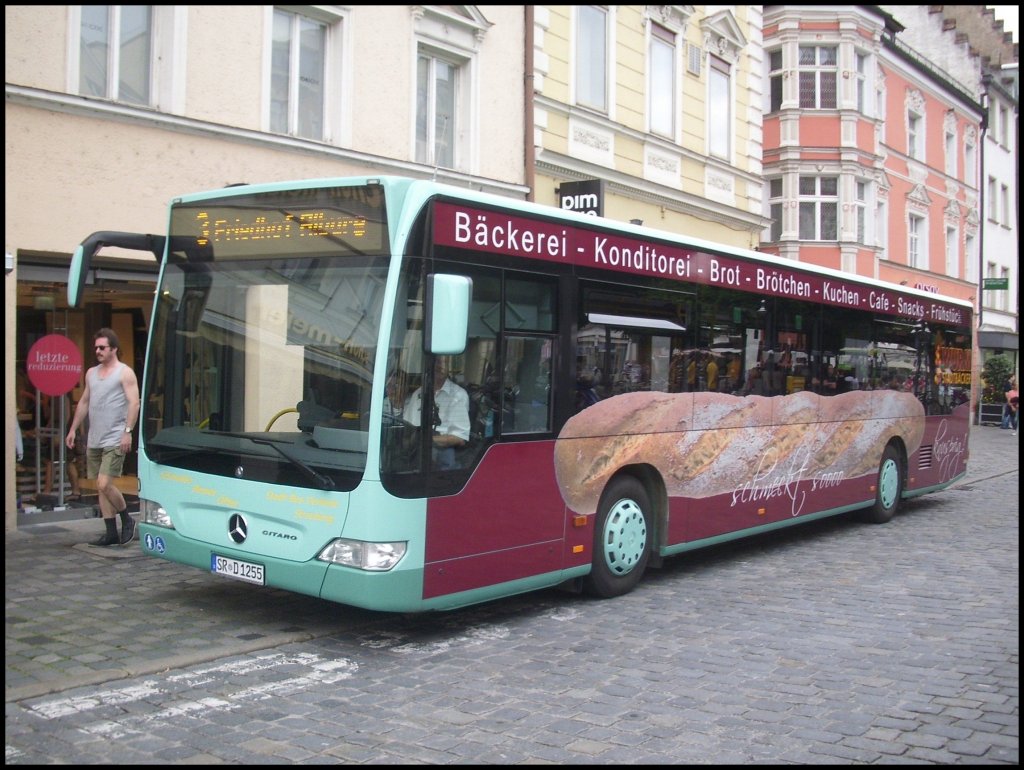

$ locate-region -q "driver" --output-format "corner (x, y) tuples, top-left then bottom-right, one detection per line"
(403, 358), (471, 470)
(384, 374), (406, 419)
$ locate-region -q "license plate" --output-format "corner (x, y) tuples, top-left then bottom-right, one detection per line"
(211, 554), (265, 585)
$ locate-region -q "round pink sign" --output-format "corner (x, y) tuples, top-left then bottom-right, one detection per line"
(26, 334), (84, 396)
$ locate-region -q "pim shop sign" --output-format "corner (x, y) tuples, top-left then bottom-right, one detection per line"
(432, 202), (968, 327)
(557, 179), (604, 217)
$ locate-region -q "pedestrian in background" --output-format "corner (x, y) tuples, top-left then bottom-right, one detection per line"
(1001, 375), (1016, 430)
(66, 328), (140, 546)
(1005, 377), (1019, 436)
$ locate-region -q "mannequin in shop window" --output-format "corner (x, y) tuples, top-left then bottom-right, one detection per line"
(20, 389), (82, 500)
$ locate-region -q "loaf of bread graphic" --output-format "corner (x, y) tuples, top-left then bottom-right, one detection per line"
(553, 390), (925, 513)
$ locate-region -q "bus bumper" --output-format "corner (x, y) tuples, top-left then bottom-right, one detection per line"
(139, 523), (426, 611)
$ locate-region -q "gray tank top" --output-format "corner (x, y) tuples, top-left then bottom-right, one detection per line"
(87, 363), (127, 448)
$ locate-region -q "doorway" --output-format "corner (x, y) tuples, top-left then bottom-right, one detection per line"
(15, 265), (154, 511)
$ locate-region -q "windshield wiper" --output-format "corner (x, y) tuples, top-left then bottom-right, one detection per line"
(215, 431), (336, 490)
(147, 446), (201, 463)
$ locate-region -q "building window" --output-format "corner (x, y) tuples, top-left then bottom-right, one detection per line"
(855, 180), (867, 244)
(876, 80), (886, 137)
(944, 128), (957, 177)
(416, 52), (458, 169)
(984, 262), (1009, 312)
(708, 56), (731, 159)
(768, 178), (783, 242)
(576, 6), (608, 112)
(988, 176), (998, 221)
(1004, 103), (1015, 151)
(985, 262), (998, 309)
(798, 45), (837, 109)
(1001, 183), (1011, 227)
(876, 199), (888, 260)
(964, 140), (976, 186)
(270, 9), (327, 140)
(907, 108), (923, 161)
(908, 213), (927, 270)
(798, 176), (838, 241)
(945, 226), (958, 278)
(77, 5), (152, 105)
(410, 7), (487, 174)
(964, 233), (976, 282)
(997, 102), (1009, 148)
(769, 49), (783, 112)
(649, 22), (676, 138)
(855, 51), (868, 114)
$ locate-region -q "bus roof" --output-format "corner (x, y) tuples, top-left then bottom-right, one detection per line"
(172, 175), (973, 315)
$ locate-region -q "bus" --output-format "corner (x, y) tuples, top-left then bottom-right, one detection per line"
(67, 176), (973, 612)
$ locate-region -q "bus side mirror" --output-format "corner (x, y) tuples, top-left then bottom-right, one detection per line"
(426, 273), (472, 355)
(67, 232), (167, 308)
(68, 243), (89, 308)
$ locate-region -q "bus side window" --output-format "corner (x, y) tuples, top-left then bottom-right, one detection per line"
(503, 336), (552, 433)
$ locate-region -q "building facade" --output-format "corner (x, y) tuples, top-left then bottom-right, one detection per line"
(881, 5), (1019, 383)
(530, 5), (769, 247)
(5, 5), (1018, 529)
(761, 6), (984, 297)
(978, 64), (1019, 372)
(5, 5), (528, 528)
(761, 4), (1019, 415)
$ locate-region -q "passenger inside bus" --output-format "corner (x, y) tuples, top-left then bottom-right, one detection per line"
(811, 364), (840, 394)
(741, 364), (765, 396)
(725, 353), (742, 392)
(705, 353), (719, 392)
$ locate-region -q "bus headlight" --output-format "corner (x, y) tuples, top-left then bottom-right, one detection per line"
(318, 538), (407, 571)
(140, 498), (174, 528)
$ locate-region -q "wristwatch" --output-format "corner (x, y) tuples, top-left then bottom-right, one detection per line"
(125, 426), (133, 433)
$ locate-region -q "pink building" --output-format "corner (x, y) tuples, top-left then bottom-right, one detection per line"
(761, 6), (984, 304)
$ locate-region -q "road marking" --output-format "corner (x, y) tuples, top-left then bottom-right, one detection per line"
(26, 651), (357, 737)
(355, 623), (510, 654)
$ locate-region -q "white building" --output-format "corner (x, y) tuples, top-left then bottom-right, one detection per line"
(5, 5), (528, 528)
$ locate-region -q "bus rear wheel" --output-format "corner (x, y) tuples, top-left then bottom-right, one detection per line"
(584, 476), (652, 598)
(862, 443), (903, 524)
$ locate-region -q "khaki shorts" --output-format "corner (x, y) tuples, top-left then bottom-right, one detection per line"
(87, 446), (125, 479)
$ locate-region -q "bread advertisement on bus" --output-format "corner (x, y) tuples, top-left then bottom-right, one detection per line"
(553, 389), (927, 518)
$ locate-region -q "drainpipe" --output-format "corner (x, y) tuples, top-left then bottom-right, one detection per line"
(978, 74), (990, 333)
(524, 5), (535, 202)
(975, 75), (989, 426)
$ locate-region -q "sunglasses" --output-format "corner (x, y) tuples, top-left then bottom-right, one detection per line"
(95, 345), (110, 350)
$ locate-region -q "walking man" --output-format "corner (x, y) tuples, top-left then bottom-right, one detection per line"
(66, 328), (140, 546)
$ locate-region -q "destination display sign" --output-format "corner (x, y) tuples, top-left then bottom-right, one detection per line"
(171, 184), (389, 259)
(432, 201), (969, 327)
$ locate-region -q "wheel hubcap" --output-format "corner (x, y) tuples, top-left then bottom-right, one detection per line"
(602, 499), (647, 575)
(879, 458), (899, 510)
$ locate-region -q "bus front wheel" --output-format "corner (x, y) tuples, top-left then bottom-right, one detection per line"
(584, 476), (652, 598)
(862, 443), (903, 524)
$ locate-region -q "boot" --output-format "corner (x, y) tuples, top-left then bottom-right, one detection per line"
(91, 518), (119, 547)
(119, 512), (136, 545)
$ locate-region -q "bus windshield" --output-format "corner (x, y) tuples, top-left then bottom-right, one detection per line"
(142, 184), (391, 491)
